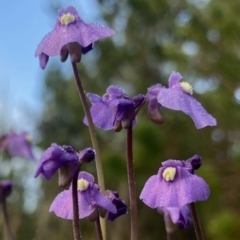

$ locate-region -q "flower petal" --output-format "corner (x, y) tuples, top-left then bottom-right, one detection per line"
(157, 88), (217, 128)
(139, 175), (160, 208)
(49, 190), (74, 219)
(35, 6), (114, 58)
(168, 72), (182, 88)
(84, 99), (116, 130)
(156, 168), (210, 207)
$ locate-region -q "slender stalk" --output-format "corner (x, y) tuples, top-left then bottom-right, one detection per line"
(164, 214), (175, 240)
(95, 215), (103, 240)
(71, 62), (106, 240)
(167, 232), (173, 240)
(1, 199), (14, 240)
(126, 125), (138, 240)
(189, 203), (204, 240)
(72, 172), (82, 240)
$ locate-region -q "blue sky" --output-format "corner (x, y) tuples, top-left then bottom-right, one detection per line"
(0, 0), (100, 134)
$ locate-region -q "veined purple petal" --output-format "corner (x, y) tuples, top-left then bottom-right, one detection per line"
(157, 88), (217, 129)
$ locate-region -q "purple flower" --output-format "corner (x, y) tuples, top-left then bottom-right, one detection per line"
(158, 205), (191, 229)
(84, 86), (145, 131)
(35, 6), (115, 69)
(0, 180), (13, 202)
(49, 171), (117, 219)
(104, 190), (127, 221)
(0, 132), (34, 160)
(140, 158), (210, 208)
(147, 72), (217, 129)
(34, 144), (78, 183)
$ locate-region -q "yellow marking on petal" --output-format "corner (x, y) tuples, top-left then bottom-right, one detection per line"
(162, 167), (176, 181)
(59, 13), (76, 25)
(180, 82), (193, 95)
(77, 178), (89, 191)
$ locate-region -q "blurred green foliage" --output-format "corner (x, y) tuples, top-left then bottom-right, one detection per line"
(1, 0), (240, 239)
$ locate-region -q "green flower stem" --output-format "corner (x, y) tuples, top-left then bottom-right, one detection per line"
(71, 62), (106, 240)
(95, 215), (103, 240)
(1, 198), (14, 240)
(126, 125), (138, 240)
(189, 203), (204, 240)
(72, 172), (82, 240)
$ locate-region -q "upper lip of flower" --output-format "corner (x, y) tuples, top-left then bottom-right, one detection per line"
(147, 72), (217, 129)
(35, 6), (115, 69)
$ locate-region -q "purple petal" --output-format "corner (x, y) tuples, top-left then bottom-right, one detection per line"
(105, 190), (127, 221)
(35, 6), (115, 58)
(94, 192), (117, 214)
(157, 88), (217, 129)
(78, 148), (95, 163)
(168, 72), (182, 88)
(35, 143), (78, 180)
(139, 175), (160, 208)
(158, 205), (191, 229)
(156, 168), (210, 207)
(78, 191), (96, 218)
(78, 171), (95, 183)
(106, 86), (124, 96)
(50, 190), (74, 219)
(83, 99), (116, 130)
(114, 99), (135, 122)
(86, 93), (102, 104)
(50, 188), (96, 219)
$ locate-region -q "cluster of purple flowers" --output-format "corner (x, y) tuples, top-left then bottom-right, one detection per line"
(34, 143), (127, 221)
(32, 5), (217, 238)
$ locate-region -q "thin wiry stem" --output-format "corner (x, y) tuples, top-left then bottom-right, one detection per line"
(189, 203), (204, 240)
(71, 62), (106, 240)
(72, 172), (82, 240)
(95, 215), (103, 240)
(126, 125), (138, 240)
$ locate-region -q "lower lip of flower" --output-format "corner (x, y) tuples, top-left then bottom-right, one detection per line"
(162, 167), (177, 181)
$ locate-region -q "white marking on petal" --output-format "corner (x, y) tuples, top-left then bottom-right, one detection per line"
(162, 167), (177, 181)
(59, 13), (76, 25)
(180, 82), (193, 95)
(77, 178), (89, 191)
